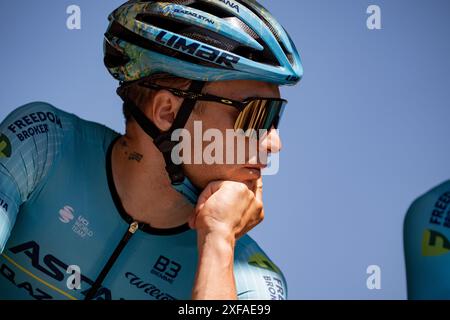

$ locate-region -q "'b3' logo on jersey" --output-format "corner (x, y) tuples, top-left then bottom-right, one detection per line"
(151, 255), (181, 284)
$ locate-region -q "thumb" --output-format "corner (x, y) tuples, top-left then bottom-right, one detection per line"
(195, 180), (225, 210)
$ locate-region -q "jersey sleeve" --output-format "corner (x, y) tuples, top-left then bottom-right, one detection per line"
(233, 235), (288, 300)
(403, 180), (450, 299)
(0, 102), (67, 253)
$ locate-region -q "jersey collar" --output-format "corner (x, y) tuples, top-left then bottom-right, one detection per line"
(105, 135), (191, 236)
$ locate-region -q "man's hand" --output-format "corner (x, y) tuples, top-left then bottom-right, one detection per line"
(189, 178), (264, 240)
(189, 177), (264, 300)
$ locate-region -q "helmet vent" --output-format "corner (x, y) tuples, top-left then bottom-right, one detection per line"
(238, 0), (291, 60)
(137, 13), (241, 52)
(104, 37), (130, 68)
(222, 17), (259, 40)
(188, 1), (234, 18)
(183, 32), (236, 52)
(107, 20), (223, 70)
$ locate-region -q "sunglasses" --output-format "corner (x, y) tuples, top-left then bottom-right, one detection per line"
(138, 82), (287, 138)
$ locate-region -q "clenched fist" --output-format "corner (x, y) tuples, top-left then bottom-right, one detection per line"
(188, 178), (264, 241)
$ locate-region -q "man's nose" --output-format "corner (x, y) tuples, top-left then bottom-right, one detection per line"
(259, 127), (282, 154)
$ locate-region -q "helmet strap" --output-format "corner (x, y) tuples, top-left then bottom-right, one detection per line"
(123, 80), (205, 201)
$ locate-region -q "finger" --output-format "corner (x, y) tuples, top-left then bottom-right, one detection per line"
(188, 214), (196, 229)
(249, 177), (265, 224)
(236, 194), (264, 239)
(253, 177), (263, 203)
(195, 181), (223, 212)
(191, 180), (227, 229)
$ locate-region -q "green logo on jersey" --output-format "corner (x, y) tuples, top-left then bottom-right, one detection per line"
(248, 253), (281, 275)
(422, 229), (450, 256)
(0, 133), (12, 158)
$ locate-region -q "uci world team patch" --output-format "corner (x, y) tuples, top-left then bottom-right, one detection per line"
(0, 133), (12, 158)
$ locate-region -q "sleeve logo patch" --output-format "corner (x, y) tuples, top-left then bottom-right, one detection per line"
(248, 253), (281, 275)
(422, 229), (450, 256)
(0, 133), (12, 158)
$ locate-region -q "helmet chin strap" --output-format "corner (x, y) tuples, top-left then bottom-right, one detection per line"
(121, 80), (206, 205)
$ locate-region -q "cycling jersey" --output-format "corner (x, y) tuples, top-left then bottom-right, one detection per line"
(0, 102), (287, 300)
(404, 179), (450, 299)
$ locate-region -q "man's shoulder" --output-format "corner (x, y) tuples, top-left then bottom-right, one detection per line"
(234, 235), (288, 300)
(4, 101), (119, 146)
(405, 179), (450, 227)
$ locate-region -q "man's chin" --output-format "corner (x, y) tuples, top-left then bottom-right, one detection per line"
(190, 166), (262, 189)
(241, 167), (262, 179)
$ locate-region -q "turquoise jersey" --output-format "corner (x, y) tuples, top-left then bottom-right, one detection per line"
(404, 180), (450, 299)
(0, 102), (288, 300)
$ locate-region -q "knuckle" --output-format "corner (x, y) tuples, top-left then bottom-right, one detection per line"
(244, 188), (255, 201)
(224, 181), (242, 190)
(255, 199), (263, 212)
(227, 182), (248, 195)
(237, 182), (249, 193)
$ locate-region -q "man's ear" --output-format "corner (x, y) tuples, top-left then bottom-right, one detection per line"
(150, 90), (182, 132)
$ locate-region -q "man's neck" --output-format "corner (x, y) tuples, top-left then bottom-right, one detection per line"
(111, 135), (194, 229)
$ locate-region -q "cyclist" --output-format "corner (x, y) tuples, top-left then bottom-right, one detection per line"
(0, 0), (303, 300)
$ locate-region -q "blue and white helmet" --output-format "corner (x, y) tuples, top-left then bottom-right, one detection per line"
(104, 0), (303, 85)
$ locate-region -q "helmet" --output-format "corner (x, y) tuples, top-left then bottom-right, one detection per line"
(104, 0), (303, 85)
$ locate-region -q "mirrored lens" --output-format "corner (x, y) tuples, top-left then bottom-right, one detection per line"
(234, 99), (287, 135)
